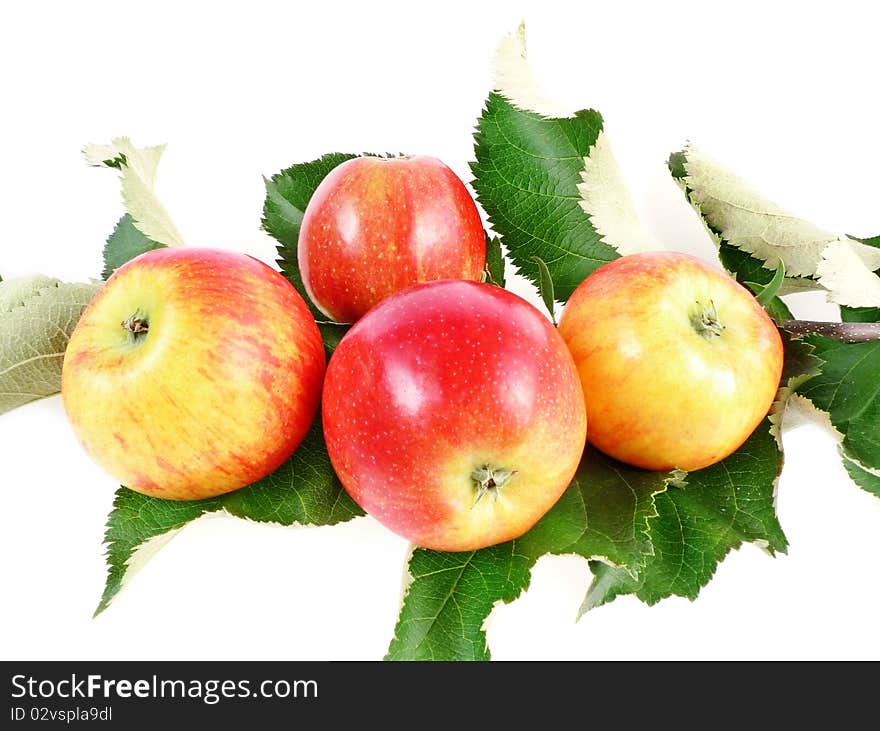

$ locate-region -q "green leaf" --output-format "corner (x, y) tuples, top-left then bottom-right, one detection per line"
(0, 276), (101, 415)
(102, 214), (166, 280)
(96, 489), (211, 617)
(842, 458), (880, 498)
(385, 447), (670, 661)
(753, 290), (793, 324)
(262, 153), (359, 319)
(317, 322), (349, 358)
(218, 418), (361, 525)
(470, 27), (658, 301)
(472, 26), (657, 302)
(795, 334), (880, 498)
(96, 415), (363, 615)
(778, 328), (822, 392)
(484, 233), (506, 287)
(84, 137), (186, 247)
(562, 448), (671, 576)
(717, 240), (778, 286)
(853, 235), (880, 248)
(747, 259), (785, 308)
(531, 256), (556, 324)
(746, 259), (793, 322)
(841, 306), (880, 323)
(386, 544), (530, 662)
(471, 93), (616, 302)
(583, 419), (787, 612)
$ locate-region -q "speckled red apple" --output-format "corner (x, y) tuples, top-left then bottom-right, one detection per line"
(321, 280), (587, 551)
(297, 155), (486, 323)
(559, 251), (784, 472)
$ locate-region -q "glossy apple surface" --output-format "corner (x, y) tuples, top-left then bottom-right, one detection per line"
(62, 248), (325, 499)
(559, 251), (783, 472)
(298, 155), (485, 323)
(322, 280), (587, 551)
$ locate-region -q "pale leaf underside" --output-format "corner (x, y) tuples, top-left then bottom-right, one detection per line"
(816, 238), (880, 308)
(577, 131), (660, 256)
(491, 22), (573, 119)
(680, 144), (835, 278)
(0, 276), (100, 415)
(84, 137), (186, 248)
(488, 23), (656, 264)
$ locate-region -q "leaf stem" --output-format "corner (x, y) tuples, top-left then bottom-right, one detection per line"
(783, 320), (880, 343)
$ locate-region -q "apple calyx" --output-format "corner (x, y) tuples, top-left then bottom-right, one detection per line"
(121, 311), (149, 342)
(690, 300), (725, 339)
(471, 464), (516, 506)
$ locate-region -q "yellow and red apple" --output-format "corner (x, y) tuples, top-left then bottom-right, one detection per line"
(298, 155), (486, 323)
(62, 247), (325, 500)
(559, 252), (783, 472)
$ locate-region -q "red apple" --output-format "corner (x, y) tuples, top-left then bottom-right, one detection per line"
(322, 280), (587, 551)
(298, 155), (486, 323)
(558, 251), (784, 472)
(62, 248), (326, 500)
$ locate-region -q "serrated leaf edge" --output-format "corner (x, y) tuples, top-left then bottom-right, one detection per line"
(816, 238), (880, 308)
(386, 465), (673, 658)
(95, 525), (188, 617)
(97, 499), (363, 616)
(576, 131), (660, 256)
(492, 25), (657, 260)
(840, 449), (880, 480)
(677, 144), (835, 278)
(83, 137), (185, 248)
(580, 422), (788, 615)
(492, 22), (573, 119)
(385, 547), (499, 661)
(669, 146), (826, 296)
(0, 278), (102, 415)
(574, 471), (677, 619)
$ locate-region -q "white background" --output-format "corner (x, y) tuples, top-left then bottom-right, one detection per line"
(1, 0), (878, 660)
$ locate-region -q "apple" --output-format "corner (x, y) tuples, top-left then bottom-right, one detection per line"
(298, 155), (486, 323)
(558, 251), (783, 472)
(322, 279), (587, 551)
(62, 247), (326, 500)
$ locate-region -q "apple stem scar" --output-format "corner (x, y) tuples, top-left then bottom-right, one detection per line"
(121, 313), (149, 341)
(691, 300), (725, 339)
(782, 319), (880, 344)
(471, 464), (516, 506)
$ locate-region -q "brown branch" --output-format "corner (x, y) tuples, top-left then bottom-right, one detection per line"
(782, 320), (880, 344)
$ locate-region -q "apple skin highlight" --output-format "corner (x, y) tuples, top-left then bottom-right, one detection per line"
(62, 248), (326, 500)
(298, 155), (486, 323)
(559, 251), (784, 472)
(322, 280), (587, 552)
